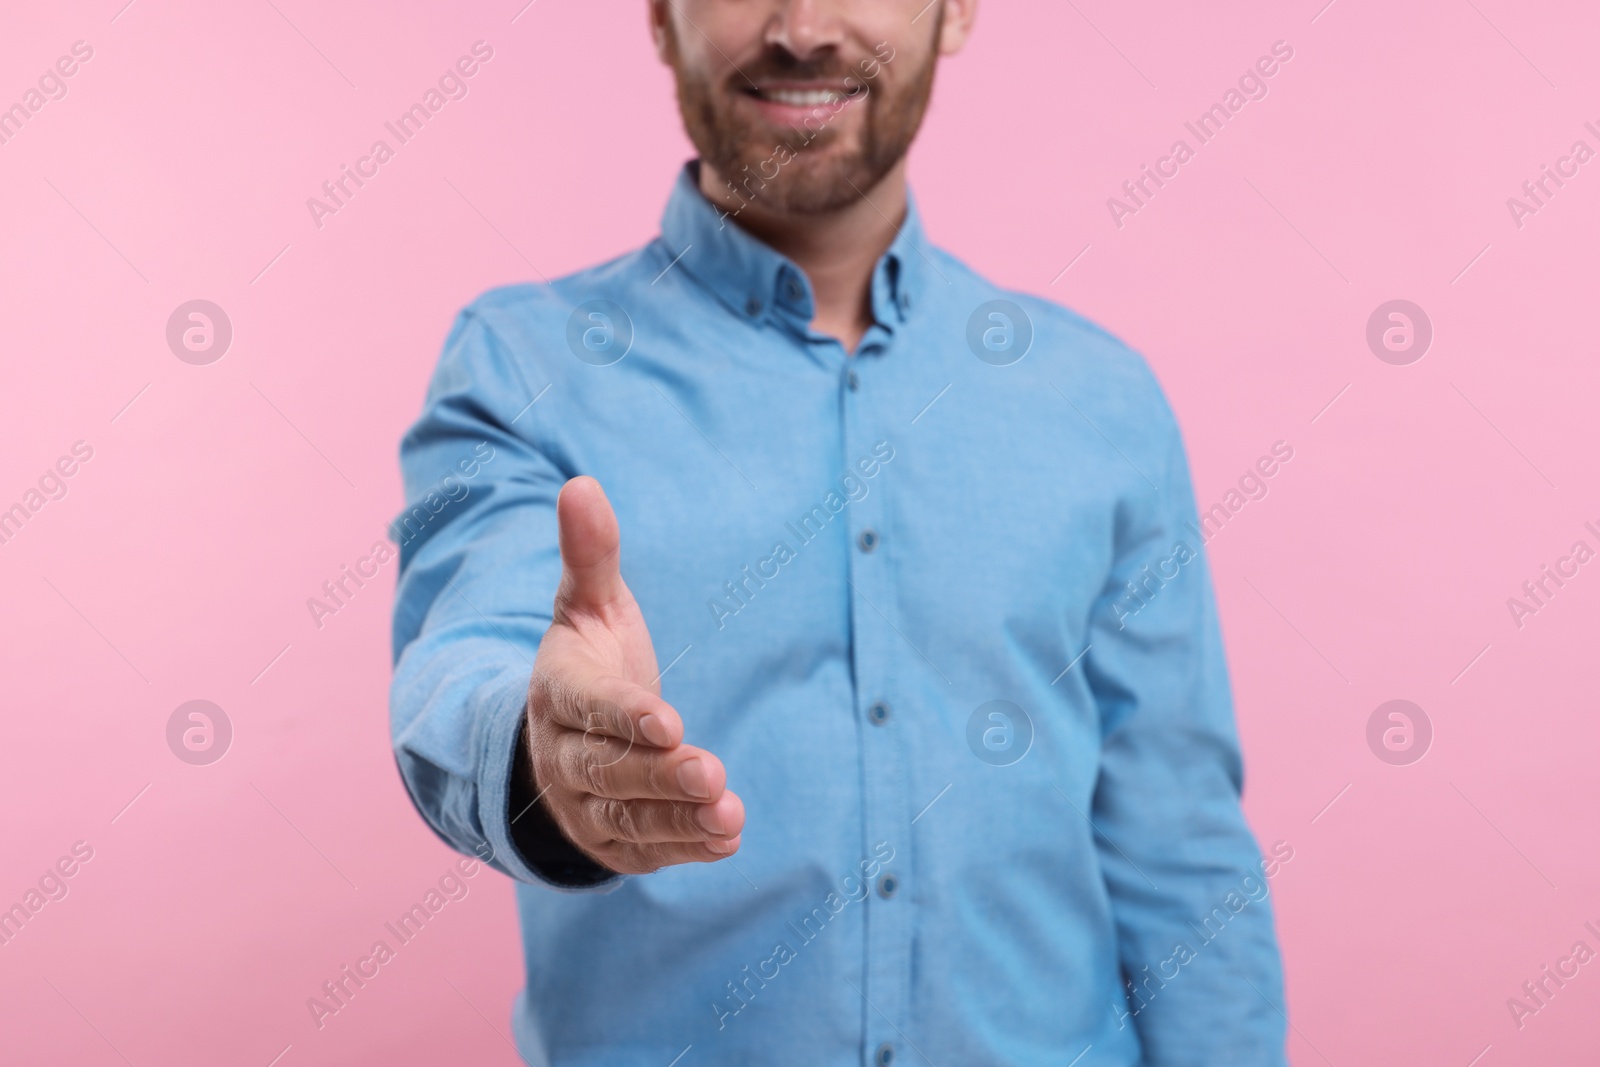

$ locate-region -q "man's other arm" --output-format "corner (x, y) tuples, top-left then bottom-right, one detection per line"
(1082, 405), (1289, 1065)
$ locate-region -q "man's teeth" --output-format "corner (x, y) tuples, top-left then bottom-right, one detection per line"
(759, 88), (842, 107)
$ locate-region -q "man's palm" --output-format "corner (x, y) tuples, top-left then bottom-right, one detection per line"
(523, 476), (743, 875)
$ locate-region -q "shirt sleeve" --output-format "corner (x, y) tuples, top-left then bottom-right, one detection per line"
(1082, 405), (1289, 1065)
(388, 307), (623, 893)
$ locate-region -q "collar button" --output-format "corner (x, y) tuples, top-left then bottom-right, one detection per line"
(745, 296), (763, 317)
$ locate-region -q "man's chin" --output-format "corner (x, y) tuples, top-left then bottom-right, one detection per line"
(737, 176), (854, 215)
(721, 149), (880, 215)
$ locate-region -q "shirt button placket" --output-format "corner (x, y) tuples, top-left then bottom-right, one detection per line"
(839, 348), (912, 1066)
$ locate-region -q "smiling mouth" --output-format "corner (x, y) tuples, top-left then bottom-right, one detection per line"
(743, 84), (858, 108)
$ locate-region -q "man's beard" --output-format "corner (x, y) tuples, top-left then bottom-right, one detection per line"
(665, 26), (938, 215)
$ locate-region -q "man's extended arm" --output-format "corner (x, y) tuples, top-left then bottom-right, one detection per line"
(390, 309), (741, 890)
(389, 309), (602, 888)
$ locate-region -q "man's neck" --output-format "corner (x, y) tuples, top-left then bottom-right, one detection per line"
(699, 160), (908, 355)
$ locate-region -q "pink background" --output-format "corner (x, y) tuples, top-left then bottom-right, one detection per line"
(3, 1), (1597, 1063)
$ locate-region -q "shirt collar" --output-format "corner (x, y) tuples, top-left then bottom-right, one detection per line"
(659, 160), (929, 333)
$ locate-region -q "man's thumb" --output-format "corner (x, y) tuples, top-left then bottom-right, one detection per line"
(555, 476), (625, 614)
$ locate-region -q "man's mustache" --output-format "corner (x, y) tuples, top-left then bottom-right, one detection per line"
(734, 51), (859, 84)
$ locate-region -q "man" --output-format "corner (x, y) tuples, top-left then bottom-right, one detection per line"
(390, 1), (1288, 1063)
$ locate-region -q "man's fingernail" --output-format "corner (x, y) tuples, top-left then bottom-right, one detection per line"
(695, 804), (724, 835)
(638, 714), (670, 747)
(708, 835), (740, 854)
(676, 758), (710, 799)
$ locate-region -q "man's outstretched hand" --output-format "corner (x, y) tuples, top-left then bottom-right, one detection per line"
(523, 476), (744, 875)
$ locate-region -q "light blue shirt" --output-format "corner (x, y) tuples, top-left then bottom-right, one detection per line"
(390, 162), (1287, 1066)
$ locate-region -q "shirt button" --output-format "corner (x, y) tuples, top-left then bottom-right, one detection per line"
(867, 700), (891, 726)
(875, 1043), (895, 1066)
(847, 371), (860, 392)
(745, 296), (763, 316)
(877, 872), (898, 899)
(786, 277), (805, 303)
(857, 528), (879, 553)
(900, 291), (913, 311)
